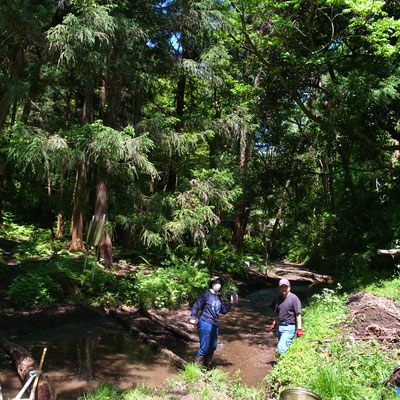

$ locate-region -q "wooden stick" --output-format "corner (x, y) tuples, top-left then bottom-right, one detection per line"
(29, 348), (47, 400)
(307, 336), (400, 343)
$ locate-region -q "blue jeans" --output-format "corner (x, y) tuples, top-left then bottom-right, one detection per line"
(277, 324), (296, 354)
(197, 318), (218, 357)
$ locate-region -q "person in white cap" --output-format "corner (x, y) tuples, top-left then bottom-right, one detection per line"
(189, 276), (236, 367)
(269, 278), (303, 354)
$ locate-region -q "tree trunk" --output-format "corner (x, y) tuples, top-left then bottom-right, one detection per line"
(232, 205), (250, 254)
(56, 212), (63, 238)
(208, 86), (223, 169)
(132, 88), (142, 126)
(0, 46), (25, 129)
(337, 139), (357, 201)
(0, 335), (56, 400)
(70, 162), (87, 252)
(122, 225), (135, 250)
(104, 80), (123, 128)
(82, 80), (94, 125)
(138, 308), (199, 342)
(165, 69), (186, 193)
(266, 178), (291, 258)
(22, 59), (42, 123)
(94, 180), (113, 267)
(231, 73), (259, 254)
(327, 149), (335, 211)
(98, 78), (106, 120)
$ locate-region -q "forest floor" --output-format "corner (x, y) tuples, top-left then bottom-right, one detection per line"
(2, 244), (400, 390)
(93, 261), (334, 386)
(0, 250), (334, 387)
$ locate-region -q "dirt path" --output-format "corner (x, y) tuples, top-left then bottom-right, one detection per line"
(211, 279), (328, 384)
(151, 261), (333, 385)
(213, 292), (277, 385)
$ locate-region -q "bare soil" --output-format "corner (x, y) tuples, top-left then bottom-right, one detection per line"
(346, 291), (400, 339)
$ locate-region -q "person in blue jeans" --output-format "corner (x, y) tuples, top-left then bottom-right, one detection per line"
(190, 276), (236, 367)
(269, 278), (303, 354)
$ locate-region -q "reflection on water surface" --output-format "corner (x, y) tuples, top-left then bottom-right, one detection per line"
(0, 317), (177, 399)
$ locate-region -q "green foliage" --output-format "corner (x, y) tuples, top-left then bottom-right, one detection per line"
(181, 362), (202, 382)
(132, 256), (210, 308)
(8, 272), (60, 307)
(47, 2), (117, 67)
(81, 363), (267, 400)
(362, 274), (400, 303)
(0, 212), (52, 242)
(78, 383), (119, 400)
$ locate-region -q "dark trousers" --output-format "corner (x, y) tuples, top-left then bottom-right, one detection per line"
(197, 318), (218, 357)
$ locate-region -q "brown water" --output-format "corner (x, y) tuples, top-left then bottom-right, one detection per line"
(0, 282), (324, 398)
(0, 317), (177, 400)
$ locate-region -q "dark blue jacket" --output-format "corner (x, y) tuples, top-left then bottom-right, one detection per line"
(190, 289), (232, 326)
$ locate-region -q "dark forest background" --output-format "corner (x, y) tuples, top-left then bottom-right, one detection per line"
(2, 0), (400, 287)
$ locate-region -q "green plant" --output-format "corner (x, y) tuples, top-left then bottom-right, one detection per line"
(181, 363), (202, 382)
(132, 260), (210, 308)
(78, 383), (119, 400)
(8, 272), (61, 307)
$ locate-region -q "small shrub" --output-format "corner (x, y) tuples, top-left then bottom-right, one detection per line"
(8, 272), (61, 307)
(182, 363), (202, 382)
(78, 383), (118, 400)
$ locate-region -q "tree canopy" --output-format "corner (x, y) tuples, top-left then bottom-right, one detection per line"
(1, 0), (400, 273)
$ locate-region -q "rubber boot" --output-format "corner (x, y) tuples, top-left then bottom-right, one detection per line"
(203, 356), (213, 369)
(194, 355), (204, 365)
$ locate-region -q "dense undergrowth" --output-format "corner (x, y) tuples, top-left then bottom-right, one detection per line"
(0, 212), (241, 309)
(2, 214), (400, 399)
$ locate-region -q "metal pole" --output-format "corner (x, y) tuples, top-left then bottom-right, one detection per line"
(92, 214), (106, 277)
(83, 216), (95, 272)
(13, 371), (37, 400)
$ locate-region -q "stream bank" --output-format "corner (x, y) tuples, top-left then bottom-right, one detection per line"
(0, 261), (332, 398)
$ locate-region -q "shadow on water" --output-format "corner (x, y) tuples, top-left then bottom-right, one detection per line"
(0, 316), (177, 400)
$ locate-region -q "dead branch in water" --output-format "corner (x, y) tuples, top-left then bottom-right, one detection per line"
(109, 310), (187, 369)
(139, 307), (199, 343)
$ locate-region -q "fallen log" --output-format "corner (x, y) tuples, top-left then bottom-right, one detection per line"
(0, 334), (56, 400)
(139, 307), (199, 343)
(109, 310), (187, 369)
(377, 249), (400, 256)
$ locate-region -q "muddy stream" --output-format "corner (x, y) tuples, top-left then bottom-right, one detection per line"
(0, 275), (327, 399)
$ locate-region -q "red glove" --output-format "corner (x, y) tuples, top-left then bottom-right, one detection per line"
(269, 322), (276, 331)
(297, 328), (303, 337)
